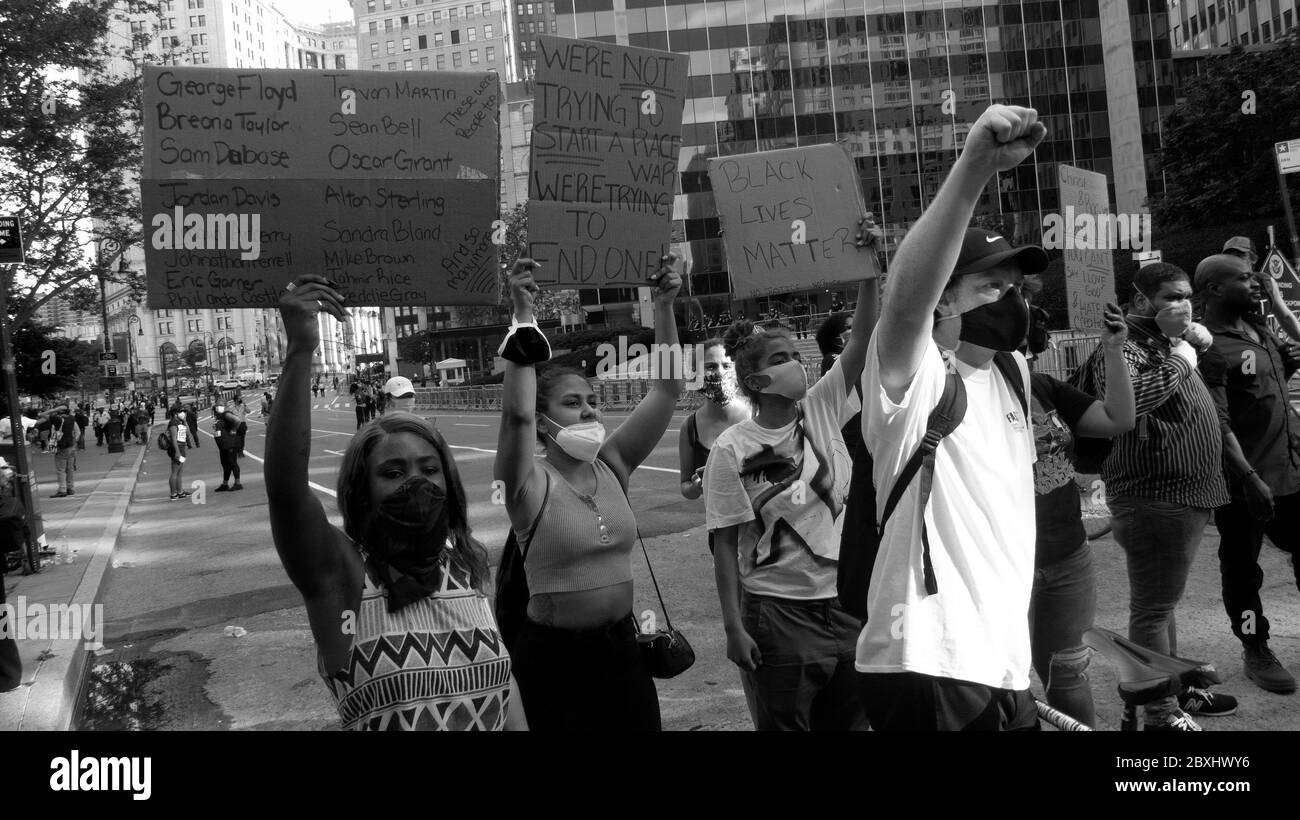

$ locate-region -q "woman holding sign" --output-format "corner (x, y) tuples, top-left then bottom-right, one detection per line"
(495, 254), (683, 732)
(703, 217), (881, 731)
(266, 275), (526, 731)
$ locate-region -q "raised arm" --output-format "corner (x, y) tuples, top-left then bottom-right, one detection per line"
(1072, 303), (1136, 438)
(601, 255), (683, 480)
(834, 220), (884, 393)
(875, 106), (1045, 400)
(494, 259), (548, 533)
(264, 275), (353, 602)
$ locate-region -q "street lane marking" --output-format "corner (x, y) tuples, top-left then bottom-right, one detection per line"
(324, 450), (345, 456)
(455, 423), (490, 427)
(199, 427), (338, 497)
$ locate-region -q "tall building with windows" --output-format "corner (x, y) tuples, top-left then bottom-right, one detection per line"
(553, 0), (1176, 320)
(513, 0), (560, 77)
(1168, 0), (1298, 48)
(351, 0), (514, 77)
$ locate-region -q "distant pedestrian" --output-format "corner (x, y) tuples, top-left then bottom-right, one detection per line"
(185, 403), (201, 448)
(212, 402), (246, 493)
(166, 410), (191, 501)
(261, 391), (274, 418)
(51, 407), (78, 498)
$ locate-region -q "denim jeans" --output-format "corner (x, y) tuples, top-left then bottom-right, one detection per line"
(1215, 492), (1300, 647)
(53, 448), (75, 493)
(858, 672), (1039, 731)
(739, 592), (868, 731)
(1029, 544), (1097, 727)
(1109, 495), (1211, 719)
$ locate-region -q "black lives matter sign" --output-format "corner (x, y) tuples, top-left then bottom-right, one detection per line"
(141, 67), (501, 308)
(527, 36), (687, 288)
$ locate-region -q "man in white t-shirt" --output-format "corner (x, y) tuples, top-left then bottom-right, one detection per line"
(857, 105), (1048, 730)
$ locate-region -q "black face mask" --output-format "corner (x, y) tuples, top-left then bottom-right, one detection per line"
(363, 476), (452, 611)
(957, 286), (1030, 352)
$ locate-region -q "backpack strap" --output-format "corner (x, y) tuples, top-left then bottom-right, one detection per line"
(992, 351), (1029, 418)
(877, 369), (967, 596)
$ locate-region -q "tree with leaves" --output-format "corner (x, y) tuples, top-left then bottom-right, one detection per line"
(0, 0), (169, 330)
(1153, 33), (1300, 234)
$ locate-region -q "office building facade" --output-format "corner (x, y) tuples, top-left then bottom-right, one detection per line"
(1169, 0), (1298, 48)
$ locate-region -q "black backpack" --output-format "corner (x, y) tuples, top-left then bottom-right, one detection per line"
(837, 351), (1027, 620)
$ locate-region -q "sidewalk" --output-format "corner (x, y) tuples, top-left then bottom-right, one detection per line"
(0, 431), (153, 730)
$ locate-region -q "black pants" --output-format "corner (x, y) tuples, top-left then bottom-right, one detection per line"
(218, 447), (241, 484)
(512, 613), (661, 731)
(355, 404), (366, 429)
(858, 672), (1040, 731)
(1216, 492), (1300, 646)
(0, 569), (21, 691)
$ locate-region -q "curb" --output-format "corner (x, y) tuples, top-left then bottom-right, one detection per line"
(8, 437), (150, 731)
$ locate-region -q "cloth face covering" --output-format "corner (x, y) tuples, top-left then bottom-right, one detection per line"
(543, 414), (606, 462)
(700, 369), (738, 405)
(957, 286), (1030, 352)
(364, 476), (452, 612)
(751, 360), (807, 401)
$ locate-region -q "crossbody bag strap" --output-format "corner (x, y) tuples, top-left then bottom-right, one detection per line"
(600, 455), (673, 632)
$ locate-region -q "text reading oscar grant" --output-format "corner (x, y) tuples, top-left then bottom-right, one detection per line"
(141, 66), (501, 309)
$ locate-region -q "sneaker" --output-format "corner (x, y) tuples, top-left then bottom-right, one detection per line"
(1178, 686), (1238, 716)
(214, 484), (230, 492)
(1243, 644), (1297, 693)
(178, 491), (191, 498)
(231, 483), (243, 491)
(169, 493), (180, 501)
(1145, 709), (1202, 732)
(49, 492), (67, 498)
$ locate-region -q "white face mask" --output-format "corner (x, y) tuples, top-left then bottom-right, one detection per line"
(542, 414), (606, 463)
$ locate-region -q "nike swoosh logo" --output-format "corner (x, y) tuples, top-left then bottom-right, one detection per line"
(986, 236), (1001, 243)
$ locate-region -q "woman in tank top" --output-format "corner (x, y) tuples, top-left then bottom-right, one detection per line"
(495, 255), (683, 731)
(678, 339), (751, 553)
(266, 275), (525, 731)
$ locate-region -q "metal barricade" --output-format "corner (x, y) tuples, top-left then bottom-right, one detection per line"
(1035, 331), (1101, 381)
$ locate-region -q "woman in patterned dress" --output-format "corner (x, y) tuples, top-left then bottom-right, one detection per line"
(267, 274), (526, 731)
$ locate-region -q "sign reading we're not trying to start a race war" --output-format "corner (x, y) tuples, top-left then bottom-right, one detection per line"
(141, 66), (501, 309)
(527, 35), (688, 288)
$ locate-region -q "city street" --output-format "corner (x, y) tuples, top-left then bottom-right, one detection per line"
(69, 397), (1300, 732)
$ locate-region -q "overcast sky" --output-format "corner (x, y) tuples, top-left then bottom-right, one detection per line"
(271, 0), (355, 25)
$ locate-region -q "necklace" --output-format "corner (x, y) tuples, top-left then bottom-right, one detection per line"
(558, 464), (612, 545)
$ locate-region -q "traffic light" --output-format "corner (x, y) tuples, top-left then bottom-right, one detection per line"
(239, 344), (245, 355)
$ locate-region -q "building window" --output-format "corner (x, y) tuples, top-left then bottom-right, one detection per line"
(191, 33), (207, 45)
(551, 19), (556, 33)
(367, 0), (376, 10)
(158, 322), (174, 336)
(484, 23), (493, 38)
(186, 0), (203, 7)
(526, 2), (533, 14)
(417, 12), (425, 25)
(402, 36), (411, 51)
(486, 45), (494, 61)
(386, 40), (395, 54)
(420, 56), (429, 68)
(388, 61), (397, 69)
(418, 34), (427, 48)
(451, 29), (460, 44)
(370, 42), (379, 57)
(470, 48), (479, 63)
(400, 15), (409, 29)
(434, 31), (443, 46)
(449, 7), (457, 21)
(187, 320), (203, 333)
(216, 316), (232, 330)
(452, 51), (462, 67)
(465, 4), (474, 17)
(384, 18), (393, 32)
(368, 21), (377, 34)
(404, 58), (413, 70)
(468, 26), (476, 41)
(433, 10), (441, 22)
(436, 54), (445, 68)
(188, 14), (205, 26)
(483, 2), (491, 13)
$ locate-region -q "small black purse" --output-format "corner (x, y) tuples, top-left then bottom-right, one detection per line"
(633, 527), (695, 679)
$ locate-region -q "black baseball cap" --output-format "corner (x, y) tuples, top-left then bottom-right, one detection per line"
(953, 228), (1049, 278)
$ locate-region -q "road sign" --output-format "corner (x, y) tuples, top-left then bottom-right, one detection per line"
(104, 364), (117, 376)
(1133, 250), (1163, 267)
(99, 352), (118, 362)
(1261, 247), (1300, 315)
(0, 215), (25, 264)
(1277, 139), (1300, 175)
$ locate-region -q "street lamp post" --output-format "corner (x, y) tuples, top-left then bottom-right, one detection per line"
(159, 345), (170, 408)
(126, 314), (141, 399)
(204, 332), (217, 402)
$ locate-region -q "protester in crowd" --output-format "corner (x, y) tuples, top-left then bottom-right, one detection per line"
(212, 401), (247, 493)
(678, 339), (750, 552)
(350, 380), (367, 429)
(75, 403), (88, 450)
(1076, 261), (1235, 730)
(1196, 254), (1300, 695)
(857, 106), (1047, 731)
(1021, 298), (1135, 727)
(185, 402), (201, 448)
(49, 406), (79, 498)
(382, 376), (417, 415)
(703, 218), (879, 731)
(134, 402), (150, 445)
(791, 297), (811, 340)
(0, 458), (27, 693)
(261, 391), (274, 420)
(495, 254), (682, 731)
(1222, 236), (1259, 269)
(94, 405), (109, 446)
(266, 274), (524, 731)
(166, 408), (191, 501)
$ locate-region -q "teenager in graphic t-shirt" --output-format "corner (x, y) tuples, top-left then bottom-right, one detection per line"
(704, 217), (880, 731)
(858, 105), (1050, 731)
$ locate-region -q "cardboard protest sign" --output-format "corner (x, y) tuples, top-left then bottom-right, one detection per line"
(526, 35), (687, 287)
(708, 144), (877, 298)
(141, 66), (500, 308)
(1058, 164), (1116, 332)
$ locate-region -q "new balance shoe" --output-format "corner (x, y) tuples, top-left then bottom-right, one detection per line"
(1145, 709), (1202, 732)
(1178, 686), (1237, 717)
(1243, 644), (1297, 694)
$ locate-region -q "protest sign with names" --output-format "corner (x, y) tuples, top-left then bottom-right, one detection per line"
(1058, 164), (1116, 332)
(709, 143), (878, 298)
(526, 35), (688, 288)
(0, 216), (25, 264)
(141, 66), (501, 309)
